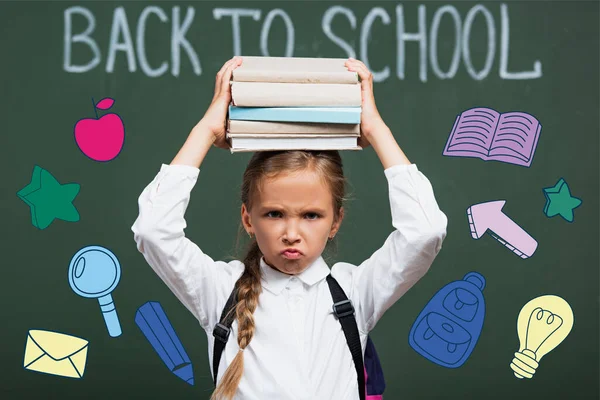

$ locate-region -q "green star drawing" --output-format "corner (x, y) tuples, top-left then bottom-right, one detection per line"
(17, 166), (80, 229)
(542, 178), (582, 223)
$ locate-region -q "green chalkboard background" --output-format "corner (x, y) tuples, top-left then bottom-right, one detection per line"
(2, 1), (598, 399)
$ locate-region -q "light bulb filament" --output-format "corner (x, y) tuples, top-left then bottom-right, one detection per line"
(525, 307), (563, 354)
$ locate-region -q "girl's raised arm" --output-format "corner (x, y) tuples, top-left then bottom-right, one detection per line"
(171, 56), (243, 168)
(340, 58), (448, 332)
(131, 57), (245, 331)
(348, 159), (448, 333)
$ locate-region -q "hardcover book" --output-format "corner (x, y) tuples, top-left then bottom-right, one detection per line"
(228, 135), (362, 153)
(227, 133), (360, 139)
(231, 81), (361, 107)
(228, 105), (362, 124)
(227, 120), (360, 134)
(232, 56), (358, 84)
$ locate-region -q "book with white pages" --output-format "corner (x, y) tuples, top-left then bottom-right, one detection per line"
(227, 119), (360, 134)
(232, 56), (359, 84)
(228, 133), (360, 138)
(228, 105), (361, 124)
(230, 81), (361, 107)
(228, 136), (362, 153)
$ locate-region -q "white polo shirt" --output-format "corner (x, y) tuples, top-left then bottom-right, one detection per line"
(131, 162), (447, 400)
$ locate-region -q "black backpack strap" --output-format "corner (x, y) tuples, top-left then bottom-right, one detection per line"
(212, 283), (238, 385)
(326, 274), (365, 400)
(212, 274), (366, 400)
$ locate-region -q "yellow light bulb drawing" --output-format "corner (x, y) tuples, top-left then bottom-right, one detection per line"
(510, 295), (574, 379)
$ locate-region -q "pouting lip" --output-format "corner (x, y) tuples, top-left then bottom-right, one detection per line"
(281, 248), (302, 254)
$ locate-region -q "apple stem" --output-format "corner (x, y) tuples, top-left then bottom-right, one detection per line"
(91, 97), (98, 119)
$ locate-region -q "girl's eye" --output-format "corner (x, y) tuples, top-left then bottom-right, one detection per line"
(265, 211), (321, 220)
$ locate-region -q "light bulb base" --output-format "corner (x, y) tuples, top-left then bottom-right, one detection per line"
(510, 350), (538, 379)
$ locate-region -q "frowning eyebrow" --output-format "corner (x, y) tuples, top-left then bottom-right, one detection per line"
(260, 205), (328, 214)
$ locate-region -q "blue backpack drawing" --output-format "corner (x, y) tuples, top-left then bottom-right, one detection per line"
(408, 272), (486, 368)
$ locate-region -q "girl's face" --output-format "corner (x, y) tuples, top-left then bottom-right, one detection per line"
(241, 169), (343, 275)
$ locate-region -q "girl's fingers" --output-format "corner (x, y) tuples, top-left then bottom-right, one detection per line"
(345, 57), (366, 68)
(219, 57), (242, 95)
(214, 58), (234, 93)
(215, 58), (236, 83)
(345, 60), (372, 84)
(215, 57), (242, 96)
(345, 58), (365, 72)
(217, 56), (239, 78)
(345, 59), (375, 107)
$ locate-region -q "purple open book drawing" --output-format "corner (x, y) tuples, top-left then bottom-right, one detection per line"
(442, 107), (542, 167)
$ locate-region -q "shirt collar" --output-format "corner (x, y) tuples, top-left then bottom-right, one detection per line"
(259, 255), (330, 295)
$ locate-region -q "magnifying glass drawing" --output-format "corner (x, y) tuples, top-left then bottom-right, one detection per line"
(68, 245), (122, 337)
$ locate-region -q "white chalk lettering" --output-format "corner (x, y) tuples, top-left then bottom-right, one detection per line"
(500, 3), (542, 79)
(360, 7), (391, 82)
(462, 5), (495, 80)
(61, 4), (542, 81)
(64, 6), (101, 73)
(429, 5), (461, 79)
(396, 5), (427, 82)
(322, 6), (357, 58)
(213, 8), (261, 56)
(106, 7), (136, 73)
(137, 6), (168, 77)
(261, 9), (294, 57)
(172, 6), (201, 77)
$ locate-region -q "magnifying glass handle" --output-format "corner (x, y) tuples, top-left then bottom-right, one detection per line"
(98, 293), (122, 337)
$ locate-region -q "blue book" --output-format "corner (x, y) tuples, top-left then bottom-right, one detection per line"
(135, 301), (194, 385)
(228, 105), (361, 124)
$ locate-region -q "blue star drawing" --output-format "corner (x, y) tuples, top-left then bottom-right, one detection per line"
(542, 178), (582, 223)
(17, 166), (80, 229)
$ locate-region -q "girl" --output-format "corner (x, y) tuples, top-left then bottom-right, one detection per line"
(131, 56), (447, 400)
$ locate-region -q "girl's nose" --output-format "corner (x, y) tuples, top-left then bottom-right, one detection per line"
(283, 227), (301, 242)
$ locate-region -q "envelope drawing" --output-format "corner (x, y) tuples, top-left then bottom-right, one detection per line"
(23, 329), (89, 378)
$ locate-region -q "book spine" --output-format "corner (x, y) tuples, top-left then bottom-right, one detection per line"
(230, 146), (363, 153)
(442, 115), (461, 155)
(232, 56), (358, 84)
(488, 112), (502, 155)
(228, 105), (362, 124)
(232, 70), (358, 84)
(227, 119), (360, 134)
(227, 133), (360, 138)
(231, 82), (361, 107)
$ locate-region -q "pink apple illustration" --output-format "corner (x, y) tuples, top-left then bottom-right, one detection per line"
(74, 97), (125, 162)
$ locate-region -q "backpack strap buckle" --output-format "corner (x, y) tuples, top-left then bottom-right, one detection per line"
(332, 299), (355, 318)
(213, 322), (231, 344)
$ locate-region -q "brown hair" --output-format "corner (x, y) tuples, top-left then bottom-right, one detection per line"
(212, 150), (353, 400)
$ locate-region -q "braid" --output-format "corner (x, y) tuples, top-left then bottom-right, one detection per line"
(210, 240), (263, 400)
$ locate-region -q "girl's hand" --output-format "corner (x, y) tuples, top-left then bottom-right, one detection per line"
(344, 57), (387, 149)
(199, 56), (243, 149)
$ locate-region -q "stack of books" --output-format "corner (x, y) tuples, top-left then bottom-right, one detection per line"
(226, 56), (363, 153)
